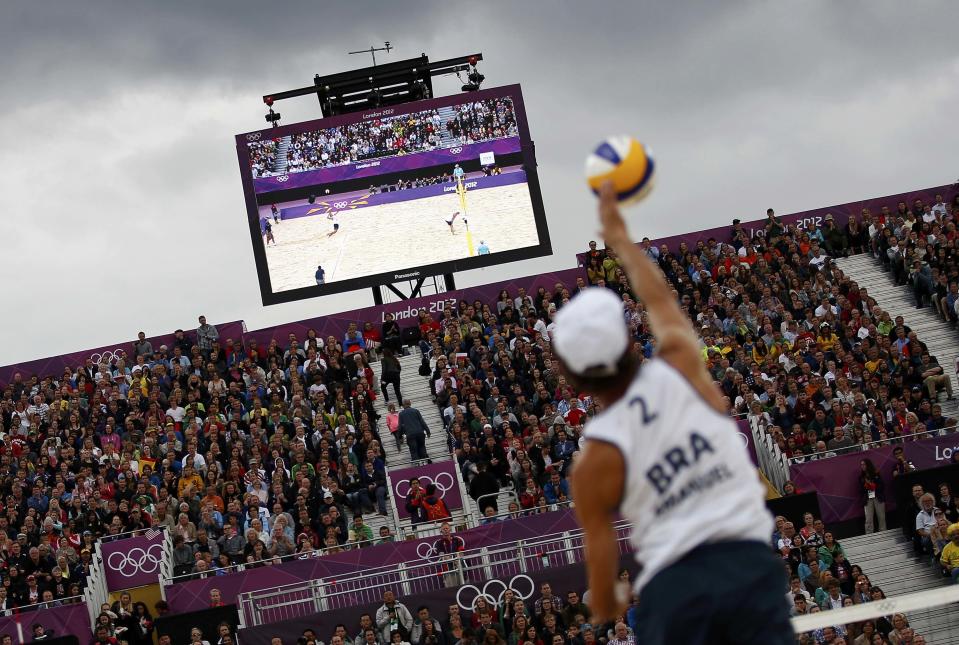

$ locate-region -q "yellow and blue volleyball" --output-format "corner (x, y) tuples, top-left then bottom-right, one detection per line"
(585, 136), (655, 205)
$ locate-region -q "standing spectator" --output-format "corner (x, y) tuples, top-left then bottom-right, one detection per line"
(433, 522), (465, 555)
(859, 459), (886, 533)
(386, 402), (403, 451)
(133, 332), (154, 358)
(468, 462), (501, 515)
(399, 400), (431, 461)
(380, 349), (403, 403)
(196, 315), (219, 358)
(405, 478), (429, 525)
(376, 591), (413, 643)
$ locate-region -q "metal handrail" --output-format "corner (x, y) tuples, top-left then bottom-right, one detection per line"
(785, 422), (959, 465)
(480, 500), (575, 523)
(168, 533), (397, 583)
(237, 520), (633, 627)
(237, 519), (629, 601)
(0, 594), (84, 616)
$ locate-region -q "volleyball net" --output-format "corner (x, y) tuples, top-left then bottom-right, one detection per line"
(790, 584), (959, 642)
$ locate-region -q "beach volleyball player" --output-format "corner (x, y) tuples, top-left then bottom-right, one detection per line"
(560, 182), (792, 644)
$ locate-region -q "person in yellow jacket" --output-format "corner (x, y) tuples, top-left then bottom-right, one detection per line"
(940, 523), (959, 583)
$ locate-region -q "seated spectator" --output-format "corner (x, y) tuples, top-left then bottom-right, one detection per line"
(938, 523), (959, 583)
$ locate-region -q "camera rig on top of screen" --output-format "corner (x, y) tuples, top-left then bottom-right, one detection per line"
(237, 49), (552, 307)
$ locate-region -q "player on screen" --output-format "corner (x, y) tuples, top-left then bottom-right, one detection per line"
(444, 211), (461, 235)
(559, 181), (792, 645)
(452, 164), (465, 180)
(477, 240), (490, 255)
(271, 203), (279, 223)
(326, 213), (340, 238)
(261, 217), (275, 246)
(315, 265), (326, 285)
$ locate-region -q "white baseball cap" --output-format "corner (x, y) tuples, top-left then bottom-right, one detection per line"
(553, 288), (629, 376)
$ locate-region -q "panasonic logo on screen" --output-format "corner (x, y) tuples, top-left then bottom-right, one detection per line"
(394, 271), (421, 279)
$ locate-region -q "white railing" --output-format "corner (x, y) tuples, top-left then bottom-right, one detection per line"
(237, 520), (632, 627)
(749, 418), (790, 493)
(85, 543), (110, 627)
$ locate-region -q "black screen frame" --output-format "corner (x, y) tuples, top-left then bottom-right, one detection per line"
(236, 84), (552, 306)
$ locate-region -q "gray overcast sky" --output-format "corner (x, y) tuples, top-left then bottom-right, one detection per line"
(1, 1), (957, 365)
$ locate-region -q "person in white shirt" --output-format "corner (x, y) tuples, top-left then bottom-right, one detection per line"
(559, 183), (792, 645)
(915, 493), (938, 554)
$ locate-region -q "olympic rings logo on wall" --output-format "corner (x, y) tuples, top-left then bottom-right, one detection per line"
(106, 543), (164, 577)
(276, 175), (290, 183)
(90, 349), (127, 365)
(456, 574), (535, 610)
(246, 133), (262, 141)
(394, 473), (455, 500)
(449, 147), (463, 155)
(415, 535), (466, 561)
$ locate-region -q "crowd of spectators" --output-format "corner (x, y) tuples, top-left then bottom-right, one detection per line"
(248, 98), (518, 179)
(367, 165), (505, 196)
(444, 98), (518, 146)
(775, 511), (931, 644)
(3, 187), (958, 641)
(266, 579), (647, 645)
(585, 196), (959, 473)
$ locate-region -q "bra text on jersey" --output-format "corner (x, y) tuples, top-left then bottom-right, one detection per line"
(646, 431), (715, 496)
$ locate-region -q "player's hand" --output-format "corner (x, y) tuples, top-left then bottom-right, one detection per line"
(599, 181), (629, 247)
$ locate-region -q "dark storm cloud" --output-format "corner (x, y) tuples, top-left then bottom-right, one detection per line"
(0, 1), (957, 364)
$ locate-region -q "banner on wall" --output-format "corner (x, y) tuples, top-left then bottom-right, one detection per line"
(389, 460), (465, 520)
(0, 602), (90, 643)
(165, 509), (580, 613)
(789, 432), (959, 524)
(101, 529), (166, 592)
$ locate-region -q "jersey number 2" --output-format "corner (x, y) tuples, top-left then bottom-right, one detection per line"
(629, 395), (658, 425)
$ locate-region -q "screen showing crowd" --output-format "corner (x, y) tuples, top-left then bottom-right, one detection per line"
(236, 86), (550, 304)
(247, 97), (520, 179)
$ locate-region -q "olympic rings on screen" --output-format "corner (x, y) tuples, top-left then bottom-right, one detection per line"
(737, 432), (750, 450)
(246, 133), (262, 141)
(106, 543), (164, 577)
(394, 472), (455, 500)
(450, 147), (463, 155)
(276, 175), (290, 183)
(456, 574), (534, 611)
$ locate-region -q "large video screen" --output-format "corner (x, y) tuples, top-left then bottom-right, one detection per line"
(236, 84), (552, 305)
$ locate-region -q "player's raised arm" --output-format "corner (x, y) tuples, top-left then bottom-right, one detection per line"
(570, 439), (627, 622)
(597, 180), (726, 414)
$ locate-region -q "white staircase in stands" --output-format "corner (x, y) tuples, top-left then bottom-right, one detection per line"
(369, 349), (450, 470)
(273, 135), (291, 174)
(841, 529), (959, 644)
(436, 106), (460, 148)
(834, 254), (959, 419)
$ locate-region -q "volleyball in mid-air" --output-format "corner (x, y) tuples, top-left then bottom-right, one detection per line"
(585, 136), (655, 205)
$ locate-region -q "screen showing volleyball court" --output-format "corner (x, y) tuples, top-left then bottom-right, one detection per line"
(236, 84), (551, 305)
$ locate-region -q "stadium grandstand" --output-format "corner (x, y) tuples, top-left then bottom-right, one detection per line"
(2, 184), (959, 644)
(248, 97), (519, 178)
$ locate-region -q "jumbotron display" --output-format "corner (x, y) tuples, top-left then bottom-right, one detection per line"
(236, 84), (551, 305)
